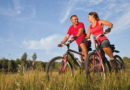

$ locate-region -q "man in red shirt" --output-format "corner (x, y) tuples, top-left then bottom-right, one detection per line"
(58, 15), (89, 62)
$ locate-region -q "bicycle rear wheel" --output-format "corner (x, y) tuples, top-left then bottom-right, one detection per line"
(114, 55), (125, 73)
(85, 52), (106, 81)
(46, 56), (73, 80)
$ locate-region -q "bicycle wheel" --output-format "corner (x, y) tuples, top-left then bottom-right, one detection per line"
(114, 55), (125, 73)
(46, 56), (73, 80)
(85, 52), (106, 81)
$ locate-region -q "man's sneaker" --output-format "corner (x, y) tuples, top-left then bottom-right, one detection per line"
(81, 62), (84, 70)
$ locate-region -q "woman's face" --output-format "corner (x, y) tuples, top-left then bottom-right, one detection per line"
(88, 15), (93, 23)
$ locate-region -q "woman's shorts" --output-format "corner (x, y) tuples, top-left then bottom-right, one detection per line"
(101, 39), (110, 49)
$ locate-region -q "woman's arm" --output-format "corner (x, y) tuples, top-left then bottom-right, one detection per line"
(85, 26), (91, 39)
(99, 20), (113, 28)
(99, 20), (113, 34)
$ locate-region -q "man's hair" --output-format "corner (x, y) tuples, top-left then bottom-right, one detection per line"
(70, 15), (77, 20)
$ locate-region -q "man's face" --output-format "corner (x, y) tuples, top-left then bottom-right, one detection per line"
(71, 16), (79, 25)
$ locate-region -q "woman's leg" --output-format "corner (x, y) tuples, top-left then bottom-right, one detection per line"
(101, 40), (117, 67)
(103, 47), (113, 59)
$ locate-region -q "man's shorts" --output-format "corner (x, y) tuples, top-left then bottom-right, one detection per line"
(78, 41), (91, 52)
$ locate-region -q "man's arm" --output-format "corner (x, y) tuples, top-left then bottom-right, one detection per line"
(76, 28), (84, 37)
(61, 34), (70, 44)
(71, 28), (84, 40)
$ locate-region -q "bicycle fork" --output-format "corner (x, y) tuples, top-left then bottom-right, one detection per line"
(93, 52), (106, 79)
(97, 52), (106, 79)
(59, 55), (68, 73)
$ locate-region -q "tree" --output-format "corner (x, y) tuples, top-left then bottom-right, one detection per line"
(20, 52), (27, 73)
(123, 57), (130, 61)
(32, 52), (37, 70)
(32, 52), (37, 62)
(35, 61), (43, 71)
(21, 52), (27, 66)
(8, 61), (13, 72)
(2, 58), (8, 69)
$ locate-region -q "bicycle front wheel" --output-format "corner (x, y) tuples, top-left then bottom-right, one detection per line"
(46, 56), (73, 80)
(85, 52), (106, 81)
(114, 55), (125, 73)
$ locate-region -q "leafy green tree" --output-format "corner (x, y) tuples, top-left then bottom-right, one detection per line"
(21, 52), (27, 66)
(16, 58), (21, 64)
(2, 58), (8, 69)
(35, 61), (43, 71)
(123, 57), (130, 61)
(0, 60), (2, 69)
(32, 52), (37, 62)
(32, 52), (37, 70)
(8, 61), (13, 72)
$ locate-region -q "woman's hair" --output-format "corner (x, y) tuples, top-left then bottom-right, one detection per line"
(89, 12), (99, 20)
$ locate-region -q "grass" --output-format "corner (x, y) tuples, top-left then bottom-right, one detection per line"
(0, 69), (130, 90)
(0, 59), (130, 90)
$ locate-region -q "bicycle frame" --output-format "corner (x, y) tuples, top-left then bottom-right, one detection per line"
(89, 34), (106, 74)
(59, 41), (85, 73)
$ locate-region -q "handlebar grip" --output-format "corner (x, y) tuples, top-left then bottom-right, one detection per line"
(68, 40), (73, 43)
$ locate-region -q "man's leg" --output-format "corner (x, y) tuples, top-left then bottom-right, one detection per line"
(80, 43), (88, 61)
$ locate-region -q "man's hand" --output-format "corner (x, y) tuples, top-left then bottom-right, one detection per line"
(58, 43), (63, 47)
(71, 36), (78, 41)
(80, 38), (87, 44)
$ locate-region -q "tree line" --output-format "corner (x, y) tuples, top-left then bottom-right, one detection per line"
(0, 52), (130, 73)
(0, 52), (48, 72)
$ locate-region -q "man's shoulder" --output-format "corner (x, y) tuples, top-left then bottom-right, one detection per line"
(69, 25), (73, 29)
(79, 22), (84, 25)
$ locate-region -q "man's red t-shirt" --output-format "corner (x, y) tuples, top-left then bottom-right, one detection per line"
(67, 22), (86, 46)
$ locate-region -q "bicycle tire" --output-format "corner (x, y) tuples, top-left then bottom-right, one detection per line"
(114, 55), (125, 73)
(85, 52), (106, 80)
(46, 56), (73, 80)
(101, 55), (111, 73)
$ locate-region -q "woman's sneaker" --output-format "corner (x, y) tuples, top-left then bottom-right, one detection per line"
(110, 59), (118, 71)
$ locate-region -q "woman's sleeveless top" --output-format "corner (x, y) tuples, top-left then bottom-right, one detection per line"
(90, 21), (108, 43)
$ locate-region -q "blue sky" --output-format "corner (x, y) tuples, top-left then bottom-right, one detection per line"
(0, 0), (130, 61)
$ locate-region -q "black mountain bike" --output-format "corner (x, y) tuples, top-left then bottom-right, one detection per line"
(46, 40), (92, 80)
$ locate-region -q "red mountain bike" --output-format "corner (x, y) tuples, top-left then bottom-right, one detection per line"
(84, 32), (125, 80)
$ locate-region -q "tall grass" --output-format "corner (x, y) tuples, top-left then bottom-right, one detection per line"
(0, 69), (130, 90)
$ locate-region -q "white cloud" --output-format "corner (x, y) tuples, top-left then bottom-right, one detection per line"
(108, 3), (116, 9)
(0, 0), (23, 16)
(12, 0), (23, 14)
(88, 0), (103, 5)
(59, 0), (77, 23)
(102, 11), (112, 20)
(76, 7), (84, 10)
(23, 34), (64, 51)
(16, 5), (36, 21)
(113, 11), (130, 33)
(0, 7), (16, 16)
(84, 9), (92, 12)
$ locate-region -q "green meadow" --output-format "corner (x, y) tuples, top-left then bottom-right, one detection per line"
(0, 58), (130, 90)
